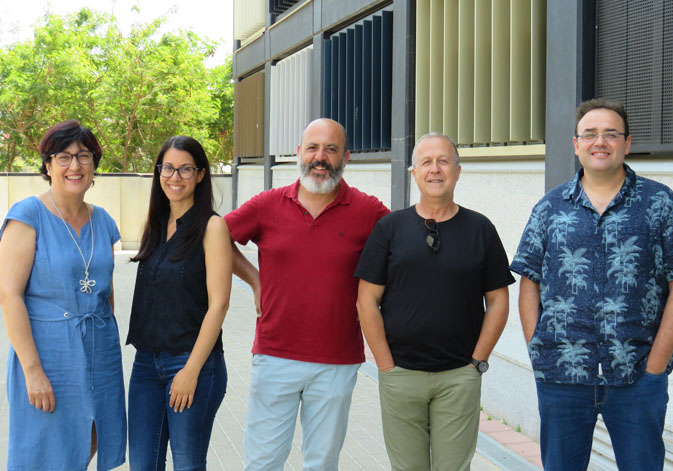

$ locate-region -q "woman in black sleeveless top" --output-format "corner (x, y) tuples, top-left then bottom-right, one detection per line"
(126, 136), (232, 470)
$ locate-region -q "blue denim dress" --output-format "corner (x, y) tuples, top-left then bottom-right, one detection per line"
(1, 196), (126, 471)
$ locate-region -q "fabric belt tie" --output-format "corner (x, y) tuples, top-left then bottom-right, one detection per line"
(65, 311), (110, 338)
(30, 310), (113, 389)
(68, 311), (111, 390)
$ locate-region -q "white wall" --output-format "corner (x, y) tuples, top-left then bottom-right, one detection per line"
(236, 165), (265, 207)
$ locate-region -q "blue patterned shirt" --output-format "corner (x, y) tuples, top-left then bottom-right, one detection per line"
(510, 165), (673, 385)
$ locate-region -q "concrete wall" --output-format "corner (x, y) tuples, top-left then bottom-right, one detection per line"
(0, 174), (232, 250)
(237, 165), (266, 206)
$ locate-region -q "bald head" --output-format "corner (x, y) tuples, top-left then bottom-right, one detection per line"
(300, 118), (348, 151)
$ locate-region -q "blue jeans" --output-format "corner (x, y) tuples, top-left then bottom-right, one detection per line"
(244, 354), (359, 471)
(128, 350), (227, 471)
(536, 372), (668, 471)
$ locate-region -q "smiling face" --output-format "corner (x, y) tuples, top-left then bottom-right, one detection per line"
(296, 119), (350, 195)
(45, 141), (95, 197)
(573, 108), (631, 178)
(159, 147), (205, 205)
(411, 136), (461, 201)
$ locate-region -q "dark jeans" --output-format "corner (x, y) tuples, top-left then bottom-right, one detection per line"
(536, 372), (668, 471)
(128, 350), (227, 471)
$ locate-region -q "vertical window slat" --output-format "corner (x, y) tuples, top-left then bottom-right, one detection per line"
(415, 0), (431, 139)
(509, 0), (532, 142)
(474, 0), (492, 144)
(457, 0), (475, 145)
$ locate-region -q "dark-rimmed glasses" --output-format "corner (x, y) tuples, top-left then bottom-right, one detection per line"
(50, 151), (94, 167)
(157, 164), (200, 179)
(576, 131), (627, 142)
(425, 218), (440, 253)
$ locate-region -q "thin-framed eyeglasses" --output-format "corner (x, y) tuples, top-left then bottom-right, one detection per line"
(156, 164), (200, 179)
(50, 151), (94, 167)
(425, 218), (440, 253)
(576, 131), (627, 142)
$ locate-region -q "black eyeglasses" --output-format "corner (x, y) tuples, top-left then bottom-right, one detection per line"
(50, 151), (94, 167)
(157, 164), (200, 179)
(425, 219), (440, 253)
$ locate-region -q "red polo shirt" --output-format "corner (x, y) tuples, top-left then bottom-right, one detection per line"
(224, 179), (389, 364)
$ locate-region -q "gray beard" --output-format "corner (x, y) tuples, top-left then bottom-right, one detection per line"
(297, 159), (344, 194)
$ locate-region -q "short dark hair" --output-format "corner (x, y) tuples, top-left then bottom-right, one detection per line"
(575, 98), (630, 137)
(131, 136), (215, 262)
(39, 120), (102, 184)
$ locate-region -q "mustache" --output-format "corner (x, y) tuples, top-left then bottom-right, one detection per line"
(307, 160), (337, 175)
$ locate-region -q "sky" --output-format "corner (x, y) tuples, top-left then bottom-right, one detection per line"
(0, 0), (234, 66)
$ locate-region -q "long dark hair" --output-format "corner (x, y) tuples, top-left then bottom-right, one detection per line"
(131, 136), (215, 262)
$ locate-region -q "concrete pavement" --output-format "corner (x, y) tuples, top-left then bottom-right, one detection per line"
(0, 250), (540, 470)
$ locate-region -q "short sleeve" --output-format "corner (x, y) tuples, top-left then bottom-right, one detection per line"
(370, 199), (391, 229)
(0, 197), (40, 241)
(483, 222), (516, 292)
(98, 207), (121, 245)
(509, 200), (549, 284)
(659, 190), (673, 282)
(354, 216), (391, 285)
(224, 192), (263, 245)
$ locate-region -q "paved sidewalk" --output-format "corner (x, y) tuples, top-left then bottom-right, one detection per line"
(0, 251), (540, 470)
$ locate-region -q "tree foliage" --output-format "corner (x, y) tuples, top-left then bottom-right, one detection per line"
(0, 8), (233, 172)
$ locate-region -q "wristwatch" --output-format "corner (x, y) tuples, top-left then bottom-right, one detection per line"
(470, 358), (489, 373)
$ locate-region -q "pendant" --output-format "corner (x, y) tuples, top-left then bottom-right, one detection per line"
(79, 273), (96, 294)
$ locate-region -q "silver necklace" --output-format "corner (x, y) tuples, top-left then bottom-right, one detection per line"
(49, 190), (96, 294)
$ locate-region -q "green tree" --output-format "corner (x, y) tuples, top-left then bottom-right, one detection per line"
(207, 55), (234, 166)
(0, 8), (233, 172)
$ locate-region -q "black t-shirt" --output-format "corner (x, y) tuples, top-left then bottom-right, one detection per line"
(126, 207), (223, 354)
(354, 206), (514, 372)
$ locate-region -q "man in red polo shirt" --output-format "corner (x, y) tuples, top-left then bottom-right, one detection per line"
(224, 118), (389, 471)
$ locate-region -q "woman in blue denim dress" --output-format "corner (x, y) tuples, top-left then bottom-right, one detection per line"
(126, 136), (232, 470)
(0, 121), (126, 470)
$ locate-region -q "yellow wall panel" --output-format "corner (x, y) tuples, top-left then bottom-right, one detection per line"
(416, 0), (431, 138)
(510, 0), (531, 141)
(457, 0), (475, 144)
(491, 0), (511, 143)
(531, 0), (546, 141)
(474, 0), (492, 144)
(443, 0), (459, 139)
(429, 0), (445, 132)
(414, 0), (545, 146)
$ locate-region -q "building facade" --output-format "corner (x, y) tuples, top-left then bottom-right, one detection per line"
(232, 1), (673, 468)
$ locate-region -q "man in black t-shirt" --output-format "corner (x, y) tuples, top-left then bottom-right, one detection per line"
(355, 133), (514, 471)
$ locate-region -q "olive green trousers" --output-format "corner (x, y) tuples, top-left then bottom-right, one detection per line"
(378, 364), (482, 471)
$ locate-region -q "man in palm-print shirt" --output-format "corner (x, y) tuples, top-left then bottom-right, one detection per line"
(511, 98), (673, 471)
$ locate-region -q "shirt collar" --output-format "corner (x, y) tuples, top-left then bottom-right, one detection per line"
(562, 164), (637, 203)
(284, 178), (352, 206)
(161, 204), (197, 233)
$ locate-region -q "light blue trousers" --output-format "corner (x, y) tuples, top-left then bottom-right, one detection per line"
(244, 354), (360, 471)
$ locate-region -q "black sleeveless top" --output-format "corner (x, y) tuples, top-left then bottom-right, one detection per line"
(126, 206), (223, 354)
